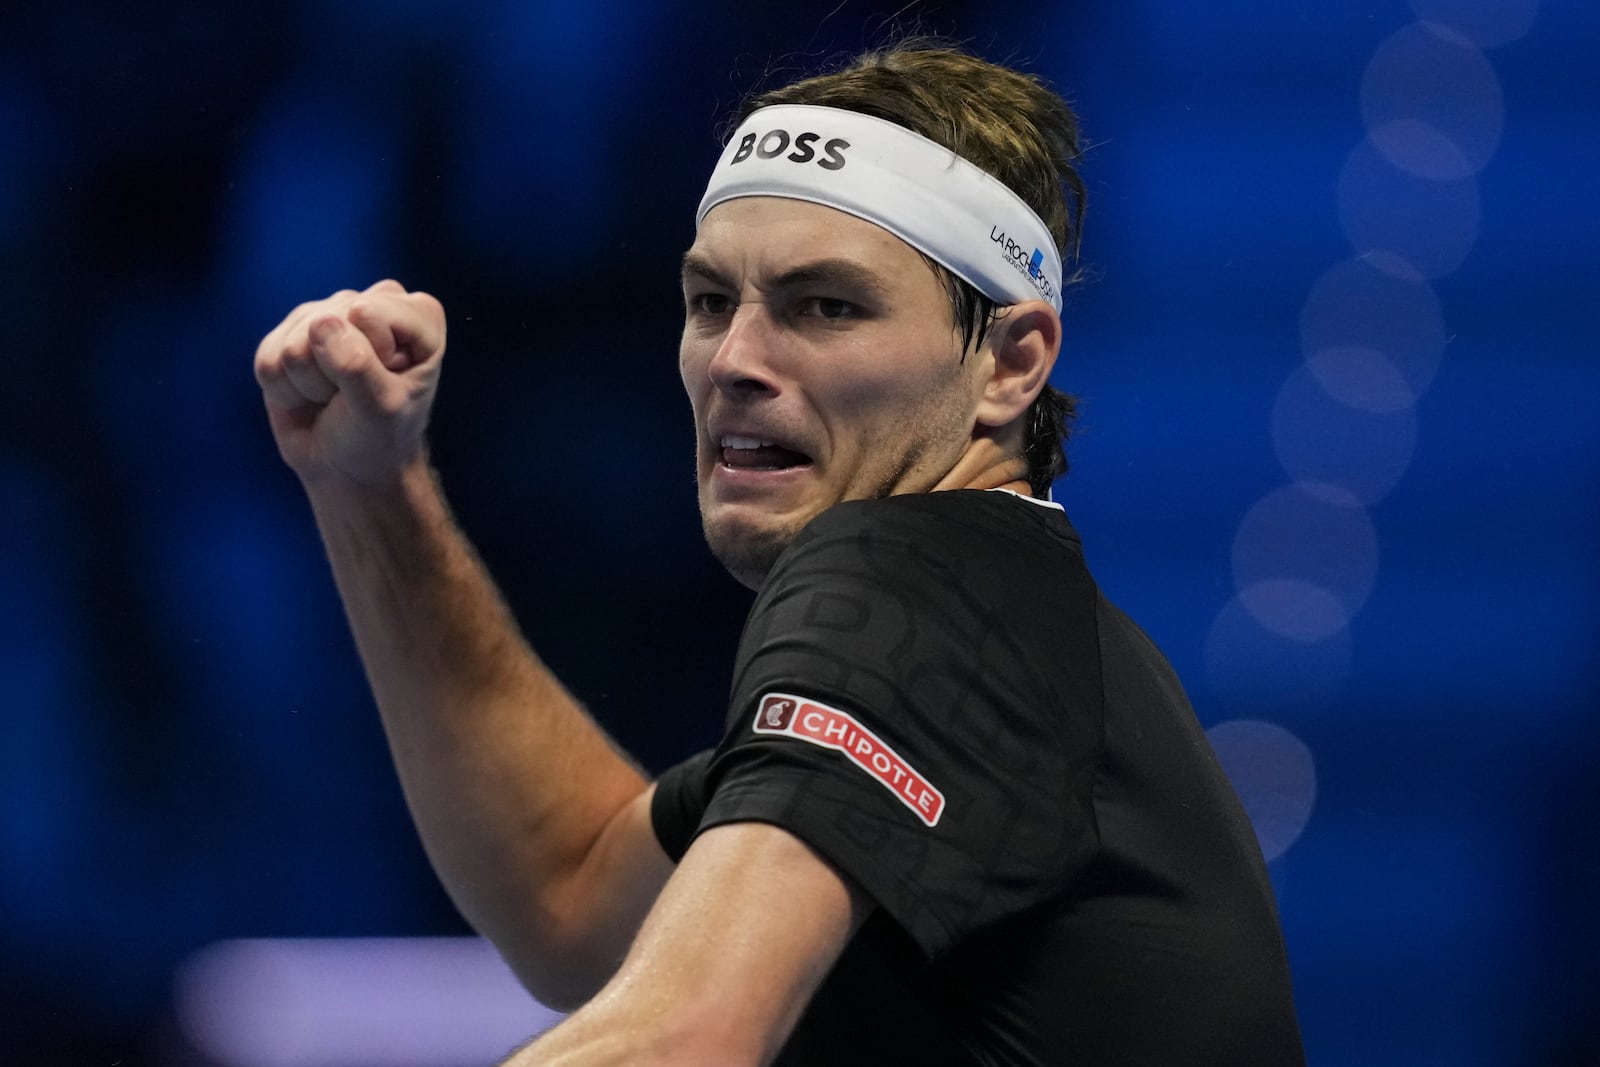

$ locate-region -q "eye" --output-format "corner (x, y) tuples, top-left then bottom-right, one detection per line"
(798, 297), (856, 320)
(687, 292), (735, 316)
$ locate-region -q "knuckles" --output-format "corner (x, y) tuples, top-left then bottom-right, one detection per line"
(254, 280), (445, 401)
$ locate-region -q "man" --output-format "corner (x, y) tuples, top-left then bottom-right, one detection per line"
(255, 44), (1303, 1066)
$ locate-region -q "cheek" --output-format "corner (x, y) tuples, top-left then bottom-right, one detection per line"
(677, 337), (699, 391)
(832, 353), (966, 423)
(679, 339), (713, 410)
(818, 345), (916, 414)
(836, 363), (973, 458)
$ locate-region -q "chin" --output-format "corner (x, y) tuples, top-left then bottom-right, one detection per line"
(702, 514), (799, 591)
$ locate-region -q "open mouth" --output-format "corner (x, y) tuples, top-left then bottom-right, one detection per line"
(719, 434), (813, 472)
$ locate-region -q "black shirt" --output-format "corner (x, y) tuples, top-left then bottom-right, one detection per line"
(653, 490), (1304, 1065)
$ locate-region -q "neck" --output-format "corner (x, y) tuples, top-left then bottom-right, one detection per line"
(929, 438), (1034, 497)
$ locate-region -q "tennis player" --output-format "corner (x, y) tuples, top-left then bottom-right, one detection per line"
(255, 43), (1303, 1066)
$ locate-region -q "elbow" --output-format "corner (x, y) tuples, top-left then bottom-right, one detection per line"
(515, 970), (602, 1017)
(499, 939), (622, 1014)
(458, 889), (634, 1012)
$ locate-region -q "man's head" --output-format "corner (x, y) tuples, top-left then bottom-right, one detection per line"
(680, 43), (1088, 588)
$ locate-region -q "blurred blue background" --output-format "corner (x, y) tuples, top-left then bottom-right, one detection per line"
(1, 1), (1594, 1063)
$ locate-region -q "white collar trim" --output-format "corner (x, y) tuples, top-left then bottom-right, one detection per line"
(986, 487), (1064, 512)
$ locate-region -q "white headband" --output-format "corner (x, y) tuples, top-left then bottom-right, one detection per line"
(697, 104), (1064, 313)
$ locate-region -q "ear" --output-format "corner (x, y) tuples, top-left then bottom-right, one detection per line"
(974, 301), (1061, 429)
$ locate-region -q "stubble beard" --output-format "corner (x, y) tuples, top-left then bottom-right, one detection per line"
(700, 356), (971, 589)
(700, 423), (944, 591)
(702, 511), (798, 591)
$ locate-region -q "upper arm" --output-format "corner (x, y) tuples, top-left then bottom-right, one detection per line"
(510, 820), (869, 1066)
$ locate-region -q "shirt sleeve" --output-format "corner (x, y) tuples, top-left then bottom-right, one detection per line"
(694, 498), (1104, 959)
(650, 748), (715, 863)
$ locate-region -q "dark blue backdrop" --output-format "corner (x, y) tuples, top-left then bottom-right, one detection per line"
(2, 1), (1594, 1063)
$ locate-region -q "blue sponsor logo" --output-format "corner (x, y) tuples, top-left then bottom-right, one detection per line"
(989, 226), (1057, 304)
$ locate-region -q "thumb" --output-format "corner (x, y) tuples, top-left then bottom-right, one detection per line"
(347, 292), (446, 373)
(308, 316), (410, 419)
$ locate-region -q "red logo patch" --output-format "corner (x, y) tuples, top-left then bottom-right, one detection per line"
(753, 693), (945, 827)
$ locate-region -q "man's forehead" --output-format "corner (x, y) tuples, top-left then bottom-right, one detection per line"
(684, 196), (934, 288)
(680, 251), (895, 301)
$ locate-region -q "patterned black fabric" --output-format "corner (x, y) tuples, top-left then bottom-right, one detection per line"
(653, 490), (1303, 1065)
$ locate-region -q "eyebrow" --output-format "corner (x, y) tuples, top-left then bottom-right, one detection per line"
(680, 253), (893, 300)
(680, 252), (733, 290)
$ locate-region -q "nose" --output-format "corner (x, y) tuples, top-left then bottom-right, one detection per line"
(706, 302), (782, 398)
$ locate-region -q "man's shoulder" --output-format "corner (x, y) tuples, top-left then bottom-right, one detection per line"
(797, 488), (1074, 548)
(762, 489), (1086, 610)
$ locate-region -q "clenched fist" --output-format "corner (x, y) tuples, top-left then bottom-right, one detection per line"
(254, 279), (446, 486)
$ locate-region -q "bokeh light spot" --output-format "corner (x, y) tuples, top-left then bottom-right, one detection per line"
(1362, 22), (1504, 180)
(1338, 135), (1481, 279)
(1304, 346), (1416, 415)
(1233, 483), (1380, 621)
(175, 938), (562, 1067)
(1206, 595), (1353, 722)
(1271, 361), (1419, 505)
(1238, 579), (1350, 644)
(1300, 256), (1448, 399)
(1206, 720), (1318, 863)
(1409, 0), (1541, 48)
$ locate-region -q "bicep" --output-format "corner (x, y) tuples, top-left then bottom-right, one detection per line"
(521, 821), (869, 1066)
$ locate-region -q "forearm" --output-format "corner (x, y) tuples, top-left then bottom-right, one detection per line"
(497, 824), (866, 1067)
(304, 458), (650, 997)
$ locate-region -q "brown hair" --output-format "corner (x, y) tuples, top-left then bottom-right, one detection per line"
(739, 42), (1088, 495)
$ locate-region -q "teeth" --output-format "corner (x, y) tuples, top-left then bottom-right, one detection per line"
(720, 435), (774, 449)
